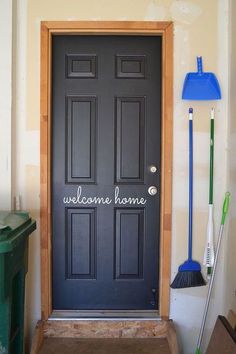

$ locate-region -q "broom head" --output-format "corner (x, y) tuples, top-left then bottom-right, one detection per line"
(170, 259), (206, 289)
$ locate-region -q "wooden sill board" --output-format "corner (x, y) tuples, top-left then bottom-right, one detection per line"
(228, 310), (236, 331)
(37, 337), (172, 354)
(30, 319), (179, 354)
(206, 316), (236, 354)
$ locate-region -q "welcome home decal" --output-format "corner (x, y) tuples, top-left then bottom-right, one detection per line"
(63, 186), (147, 205)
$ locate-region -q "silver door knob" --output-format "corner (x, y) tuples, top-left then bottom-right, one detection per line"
(148, 186), (158, 195)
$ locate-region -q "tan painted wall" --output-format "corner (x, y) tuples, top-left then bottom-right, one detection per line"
(12, 1), (231, 353)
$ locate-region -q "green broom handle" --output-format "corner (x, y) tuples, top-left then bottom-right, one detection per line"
(195, 192), (230, 354)
(209, 109), (214, 204)
(221, 192), (230, 224)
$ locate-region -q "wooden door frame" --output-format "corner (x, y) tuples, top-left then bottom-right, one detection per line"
(40, 21), (173, 320)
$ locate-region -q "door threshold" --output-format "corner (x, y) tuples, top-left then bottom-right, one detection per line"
(50, 310), (160, 320)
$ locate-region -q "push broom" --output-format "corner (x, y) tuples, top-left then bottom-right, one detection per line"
(195, 192), (230, 354)
(171, 108), (206, 289)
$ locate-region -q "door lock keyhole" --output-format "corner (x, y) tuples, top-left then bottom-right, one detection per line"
(148, 186), (158, 195)
(150, 288), (157, 307)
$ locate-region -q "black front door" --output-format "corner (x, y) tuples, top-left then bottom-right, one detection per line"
(52, 35), (162, 310)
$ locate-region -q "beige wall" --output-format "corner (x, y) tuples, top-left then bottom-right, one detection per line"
(9, 0), (232, 353)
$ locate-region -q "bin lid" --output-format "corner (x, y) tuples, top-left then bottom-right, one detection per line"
(0, 211), (36, 252)
(0, 211), (31, 237)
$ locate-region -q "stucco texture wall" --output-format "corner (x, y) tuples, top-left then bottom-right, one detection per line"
(12, 1), (233, 353)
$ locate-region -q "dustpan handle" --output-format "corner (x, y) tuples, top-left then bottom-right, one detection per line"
(197, 56), (203, 74)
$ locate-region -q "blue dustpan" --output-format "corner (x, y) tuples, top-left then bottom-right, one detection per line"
(182, 57), (221, 100)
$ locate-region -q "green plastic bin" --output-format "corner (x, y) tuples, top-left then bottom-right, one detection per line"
(0, 211), (36, 354)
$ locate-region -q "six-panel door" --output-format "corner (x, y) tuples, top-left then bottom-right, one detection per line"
(52, 35), (162, 310)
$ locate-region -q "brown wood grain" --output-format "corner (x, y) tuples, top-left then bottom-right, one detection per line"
(43, 319), (168, 338)
(206, 316), (236, 354)
(30, 320), (44, 354)
(228, 310), (236, 331)
(166, 320), (180, 354)
(42, 21), (171, 32)
(159, 22), (173, 319)
(40, 23), (52, 320)
(30, 320), (179, 353)
(40, 21), (173, 319)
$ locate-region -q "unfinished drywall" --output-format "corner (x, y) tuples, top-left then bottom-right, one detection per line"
(0, 0), (12, 210)
(223, 0), (236, 315)
(10, 1), (231, 353)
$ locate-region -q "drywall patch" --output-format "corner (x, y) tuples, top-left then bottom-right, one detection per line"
(144, 1), (168, 20)
(23, 130), (40, 166)
(230, 133), (236, 158)
(229, 168), (236, 186)
(173, 26), (190, 101)
(176, 163), (209, 180)
(25, 165), (40, 216)
(170, 1), (202, 25)
(190, 106), (214, 132)
(172, 209), (207, 263)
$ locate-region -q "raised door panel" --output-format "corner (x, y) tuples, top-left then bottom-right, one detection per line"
(66, 96), (96, 184)
(115, 208), (144, 279)
(116, 55), (146, 78)
(66, 54), (97, 78)
(115, 97), (145, 184)
(66, 208), (96, 279)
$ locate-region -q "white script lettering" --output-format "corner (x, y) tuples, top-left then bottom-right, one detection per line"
(63, 186), (112, 205)
(63, 186), (147, 205)
(114, 187), (146, 205)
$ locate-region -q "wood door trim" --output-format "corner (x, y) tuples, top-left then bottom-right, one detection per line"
(40, 21), (173, 320)
(42, 20), (172, 32)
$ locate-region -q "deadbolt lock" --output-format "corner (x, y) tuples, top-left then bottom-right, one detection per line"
(149, 165), (157, 173)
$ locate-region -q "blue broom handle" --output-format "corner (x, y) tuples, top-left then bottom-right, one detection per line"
(188, 109), (193, 260)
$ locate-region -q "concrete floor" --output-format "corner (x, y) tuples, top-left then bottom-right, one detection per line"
(38, 337), (172, 354)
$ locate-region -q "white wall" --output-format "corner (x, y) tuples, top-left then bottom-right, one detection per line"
(12, 2), (42, 351)
(0, 0), (233, 353)
(223, 0), (236, 315)
(0, 0), (12, 210)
